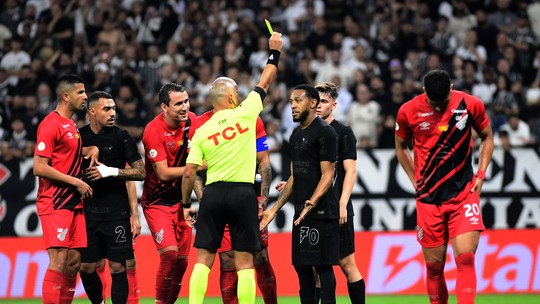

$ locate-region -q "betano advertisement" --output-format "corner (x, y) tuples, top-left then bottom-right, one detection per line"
(0, 148), (539, 298)
(1, 230), (540, 298)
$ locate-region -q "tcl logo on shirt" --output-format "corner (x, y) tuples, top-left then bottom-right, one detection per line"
(207, 123), (249, 146)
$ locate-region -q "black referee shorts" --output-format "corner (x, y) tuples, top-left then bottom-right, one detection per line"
(339, 216), (356, 258)
(80, 218), (134, 263)
(194, 182), (261, 252)
(292, 218), (339, 266)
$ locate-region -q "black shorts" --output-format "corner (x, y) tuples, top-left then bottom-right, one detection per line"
(292, 218), (339, 266)
(339, 216), (355, 258)
(80, 218), (134, 263)
(194, 182), (261, 252)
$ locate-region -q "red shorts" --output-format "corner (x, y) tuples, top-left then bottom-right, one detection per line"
(39, 208), (87, 249)
(416, 190), (485, 248)
(143, 204), (192, 255)
(218, 223), (268, 253)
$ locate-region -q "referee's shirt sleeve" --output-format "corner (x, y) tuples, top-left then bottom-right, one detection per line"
(238, 87), (265, 118)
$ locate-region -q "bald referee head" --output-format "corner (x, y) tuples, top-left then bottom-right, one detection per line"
(209, 77), (239, 110)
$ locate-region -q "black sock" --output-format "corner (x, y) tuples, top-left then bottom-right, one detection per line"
(315, 265), (336, 304)
(80, 271), (103, 304)
(295, 265), (316, 304)
(111, 271), (128, 304)
(315, 287), (321, 303)
(347, 279), (366, 304)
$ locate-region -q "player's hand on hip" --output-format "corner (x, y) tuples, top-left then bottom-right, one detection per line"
(269, 32), (283, 52)
(130, 214), (141, 238)
(75, 179), (93, 199)
(470, 176), (484, 195)
(275, 181), (287, 192)
(183, 206), (197, 228)
(339, 206), (347, 225)
(260, 209), (275, 230)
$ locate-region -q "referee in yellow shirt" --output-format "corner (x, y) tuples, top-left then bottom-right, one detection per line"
(181, 32), (283, 304)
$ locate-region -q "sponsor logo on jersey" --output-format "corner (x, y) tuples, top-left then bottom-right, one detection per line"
(418, 111), (434, 117)
(149, 149), (157, 158)
(37, 142), (46, 151)
(438, 125), (448, 132)
(419, 122), (430, 130)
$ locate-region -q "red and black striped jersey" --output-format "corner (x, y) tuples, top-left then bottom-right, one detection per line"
(34, 111), (83, 214)
(395, 90), (490, 204)
(141, 112), (196, 207)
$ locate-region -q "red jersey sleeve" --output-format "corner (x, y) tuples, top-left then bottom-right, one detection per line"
(143, 124), (168, 163)
(469, 96), (490, 132)
(35, 120), (59, 159)
(395, 102), (412, 141)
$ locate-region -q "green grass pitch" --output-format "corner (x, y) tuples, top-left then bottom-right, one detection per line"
(2, 294), (539, 303)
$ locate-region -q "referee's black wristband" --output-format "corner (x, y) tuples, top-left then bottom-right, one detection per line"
(181, 203), (191, 208)
(266, 50), (281, 67)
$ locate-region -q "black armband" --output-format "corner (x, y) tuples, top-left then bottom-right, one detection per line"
(181, 202), (191, 208)
(266, 50), (281, 66)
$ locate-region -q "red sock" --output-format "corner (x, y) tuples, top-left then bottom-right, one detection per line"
(455, 252), (476, 304)
(127, 269), (140, 304)
(165, 257), (189, 303)
(60, 273), (77, 304)
(96, 264), (108, 303)
(42, 269), (63, 304)
(220, 268), (238, 304)
(156, 250), (177, 302)
(425, 261), (448, 304)
(255, 261), (277, 304)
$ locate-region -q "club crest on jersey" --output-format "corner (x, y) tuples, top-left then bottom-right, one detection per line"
(57, 228), (68, 242)
(438, 125), (448, 132)
(155, 228), (164, 244)
(456, 114), (468, 130)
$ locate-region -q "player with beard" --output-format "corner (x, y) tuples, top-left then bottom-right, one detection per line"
(78, 91), (145, 304)
(261, 84), (340, 303)
(141, 83), (196, 303)
(34, 74), (98, 304)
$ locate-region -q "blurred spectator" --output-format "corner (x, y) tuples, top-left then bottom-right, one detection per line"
(348, 83), (381, 148)
(455, 30), (487, 66)
(47, 3), (74, 54)
(0, 0), (24, 35)
(495, 129), (511, 151)
(158, 40), (185, 71)
(96, 17), (124, 56)
(488, 0), (518, 33)
(527, 0), (540, 41)
(491, 74), (519, 131)
(447, 0), (477, 48)
(472, 67), (497, 106)
(508, 12), (536, 81)
(474, 9), (500, 53)
(379, 81), (406, 148)
(1, 116), (35, 162)
(265, 118), (283, 153)
(1, 36), (31, 89)
(498, 114), (532, 147)
(429, 15), (457, 69)
(116, 99), (145, 142)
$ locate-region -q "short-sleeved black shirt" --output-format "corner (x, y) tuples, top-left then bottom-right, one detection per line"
(290, 117), (339, 220)
(80, 125), (141, 221)
(330, 119), (357, 216)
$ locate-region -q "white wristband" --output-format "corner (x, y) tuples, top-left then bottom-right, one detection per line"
(96, 164), (119, 178)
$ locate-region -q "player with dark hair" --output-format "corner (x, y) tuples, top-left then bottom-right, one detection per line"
(78, 91), (145, 304)
(141, 83), (196, 303)
(34, 74), (98, 303)
(261, 83), (340, 303)
(395, 69), (494, 304)
(315, 82), (366, 303)
(182, 31), (283, 304)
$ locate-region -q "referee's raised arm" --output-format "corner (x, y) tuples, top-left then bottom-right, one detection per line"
(256, 32), (283, 94)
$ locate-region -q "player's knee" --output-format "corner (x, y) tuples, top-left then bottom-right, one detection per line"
(254, 250), (269, 266)
(426, 261), (445, 278)
(126, 258), (136, 270)
(455, 252), (475, 270)
(109, 260), (127, 274)
(79, 262), (96, 275)
(219, 252), (236, 271)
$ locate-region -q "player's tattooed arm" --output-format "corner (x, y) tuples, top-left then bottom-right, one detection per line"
(118, 159), (146, 180)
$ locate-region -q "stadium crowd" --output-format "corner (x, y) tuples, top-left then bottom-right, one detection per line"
(1, 0), (540, 162)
